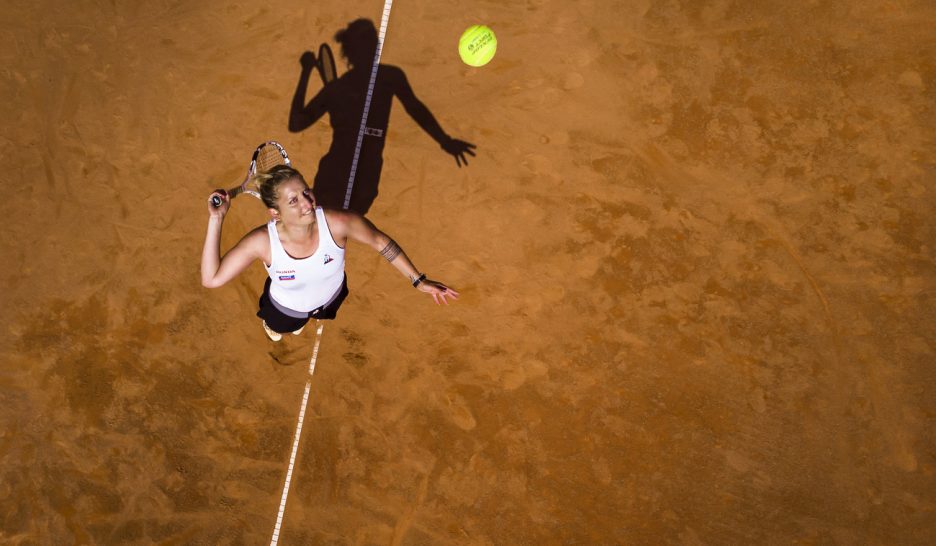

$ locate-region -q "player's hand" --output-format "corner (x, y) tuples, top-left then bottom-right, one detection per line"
(300, 51), (317, 70)
(208, 189), (230, 218)
(441, 137), (477, 168)
(418, 279), (459, 305)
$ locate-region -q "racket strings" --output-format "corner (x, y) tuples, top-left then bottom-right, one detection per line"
(319, 46), (336, 84)
(257, 146), (288, 174)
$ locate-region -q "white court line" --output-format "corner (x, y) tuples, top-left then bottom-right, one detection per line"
(271, 1), (395, 540)
(270, 321), (325, 546)
(343, 0), (394, 209)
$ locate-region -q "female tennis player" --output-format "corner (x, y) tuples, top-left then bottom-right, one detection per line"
(201, 165), (458, 341)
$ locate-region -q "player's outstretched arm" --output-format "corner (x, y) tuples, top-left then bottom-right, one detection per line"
(201, 193), (266, 288)
(335, 210), (459, 305)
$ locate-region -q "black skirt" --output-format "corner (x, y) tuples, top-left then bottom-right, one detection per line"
(256, 274), (349, 333)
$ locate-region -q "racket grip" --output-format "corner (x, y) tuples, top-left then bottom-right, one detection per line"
(210, 189), (228, 208)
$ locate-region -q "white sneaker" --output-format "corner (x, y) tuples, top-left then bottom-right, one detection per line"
(292, 324), (305, 336)
(262, 321), (282, 342)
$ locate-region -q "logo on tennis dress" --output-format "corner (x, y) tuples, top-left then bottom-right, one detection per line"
(323, 254), (334, 265)
(276, 269), (296, 281)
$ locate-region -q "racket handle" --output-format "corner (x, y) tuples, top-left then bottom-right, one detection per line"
(210, 188), (232, 208)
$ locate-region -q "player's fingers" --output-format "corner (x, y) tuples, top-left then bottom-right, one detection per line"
(437, 287), (454, 304)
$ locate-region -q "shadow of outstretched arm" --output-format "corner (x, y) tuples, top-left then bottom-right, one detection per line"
(395, 72), (476, 167)
(289, 51), (329, 133)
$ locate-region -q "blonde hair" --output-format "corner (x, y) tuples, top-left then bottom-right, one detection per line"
(252, 165), (306, 210)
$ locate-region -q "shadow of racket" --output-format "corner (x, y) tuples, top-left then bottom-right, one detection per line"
(317, 43), (337, 85)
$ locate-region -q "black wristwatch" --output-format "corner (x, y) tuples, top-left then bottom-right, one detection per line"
(412, 273), (427, 288)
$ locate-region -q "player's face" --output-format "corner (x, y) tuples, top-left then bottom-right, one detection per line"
(275, 178), (316, 225)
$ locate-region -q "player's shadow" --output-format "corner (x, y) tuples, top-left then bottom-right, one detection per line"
(288, 18), (475, 215)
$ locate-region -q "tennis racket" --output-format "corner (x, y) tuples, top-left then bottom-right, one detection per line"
(317, 43), (337, 85)
(211, 141), (291, 207)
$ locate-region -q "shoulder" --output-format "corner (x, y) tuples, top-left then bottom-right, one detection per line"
(243, 223), (273, 262)
(322, 208), (381, 244)
(378, 63), (404, 77)
(321, 208), (360, 236)
(221, 223), (271, 264)
(243, 224), (271, 248)
(247, 223), (270, 237)
(379, 64), (407, 85)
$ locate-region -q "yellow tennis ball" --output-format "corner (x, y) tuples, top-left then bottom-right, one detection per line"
(458, 25), (497, 67)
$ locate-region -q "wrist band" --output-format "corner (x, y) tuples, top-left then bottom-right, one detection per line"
(412, 273), (426, 288)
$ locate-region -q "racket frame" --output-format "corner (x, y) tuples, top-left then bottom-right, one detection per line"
(211, 141), (291, 207)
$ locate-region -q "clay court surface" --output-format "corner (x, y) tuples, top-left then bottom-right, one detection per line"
(2, 0), (935, 544)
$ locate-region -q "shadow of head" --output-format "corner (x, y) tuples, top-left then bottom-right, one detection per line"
(335, 18), (378, 70)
